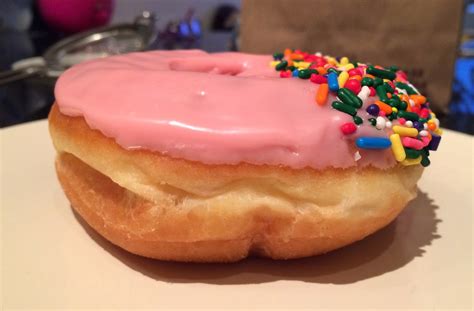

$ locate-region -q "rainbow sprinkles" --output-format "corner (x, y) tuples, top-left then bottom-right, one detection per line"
(270, 49), (442, 167)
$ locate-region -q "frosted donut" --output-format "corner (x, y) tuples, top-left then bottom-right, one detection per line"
(49, 49), (441, 262)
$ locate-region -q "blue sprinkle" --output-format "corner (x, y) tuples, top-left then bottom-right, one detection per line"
(356, 137), (391, 149)
(428, 134), (441, 151)
(292, 69), (299, 77)
(327, 72), (339, 92)
(366, 104), (380, 116)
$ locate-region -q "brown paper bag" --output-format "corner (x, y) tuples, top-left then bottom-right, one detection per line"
(241, 0), (464, 113)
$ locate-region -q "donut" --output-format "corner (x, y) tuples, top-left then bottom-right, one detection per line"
(49, 49), (442, 262)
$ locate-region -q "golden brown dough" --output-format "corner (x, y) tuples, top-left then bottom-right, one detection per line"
(49, 104), (423, 262)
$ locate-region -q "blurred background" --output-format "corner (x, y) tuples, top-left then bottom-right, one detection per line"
(0, 0), (472, 134)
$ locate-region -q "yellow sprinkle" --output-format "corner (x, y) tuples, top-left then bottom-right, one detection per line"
(392, 125), (418, 137)
(392, 107), (398, 113)
(401, 156), (422, 166)
(340, 57), (349, 65)
(434, 128), (443, 135)
(390, 134), (406, 162)
(343, 63), (354, 71)
(270, 61), (280, 67)
(327, 57), (338, 66)
(295, 61), (310, 69)
(338, 71), (349, 88)
(383, 79), (391, 83)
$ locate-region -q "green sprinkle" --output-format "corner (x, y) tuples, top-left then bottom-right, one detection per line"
(421, 155), (430, 167)
(275, 60), (288, 71)
(388, 65), (399, 72)
(287, 65), (296, 71)
(384, 82), (394, 93)
(332, 101), (357, 116)
(368, 118), (376, 126)
(388, 98), (400, 108)
(395, 82), (417, 95)
(353, 115), (363, 125)
(327, 68), (340, 75)
(419, 118), (427, 123)
(399, 100), (408, 111)
(373, 77), (383, 87)
(398, 110), (419, 121)
(376, 85), (388, 102)
(366, 66), (396, 80)
(361, 77), (374, 87)
(337, 88), (363, 108)
(298, 69), (312, 79)
(387, 114), (397, 121)
(309, 69), (319, 74)
(405, 148), (421, 159)
(273, 52), (284, 60)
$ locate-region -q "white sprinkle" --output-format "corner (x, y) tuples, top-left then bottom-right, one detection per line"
(419, 130), (429, 136)
(405, 120), (413, 127)
(424, 123), (428, 130)
(354, 151), (361, 161)
(315, 52), (322, 57)
(357, 86), (370, 102)
(434, 118), (440, 127)
(409, 99), (416, 107)
(386, 121), (392, 128)
(376, 116), (386, 130)
(396, 88), (408, 95)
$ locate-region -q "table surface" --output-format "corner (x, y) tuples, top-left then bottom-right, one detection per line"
(1, 120), (473, 310)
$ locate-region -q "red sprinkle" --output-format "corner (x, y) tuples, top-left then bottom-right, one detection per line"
(420, 108), (430, 119)
(344, 79), (361, 94)
(310, 74), (327, 84)
(369, 86), (376, 96)
(398, 118), (406, 125)
(280, 70), (291, 78)
(340, 122), (357, 135)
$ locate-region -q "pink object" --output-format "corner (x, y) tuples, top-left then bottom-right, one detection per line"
(421, 136), (431, 147)
(38, 0), (114, 33)
(344, 79), (361, 94)
(56, 50), (396, 169)
(402, 137), (424, 150)
(398, 118), (406, 125)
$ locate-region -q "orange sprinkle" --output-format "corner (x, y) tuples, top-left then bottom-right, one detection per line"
(363, 74), (375, 79)
(387, 93), (392, 99)
(287, 59), (293, 67)
(316, 83), (329, 106)
(284, 48), (292, 57)
(290, 53), (304, 60)
(428, 122), (437, 131)
(317, 66), (327, 75)
(409, 94), (426, 105)
(375, 100), (393, 115)
(349, 75), (362, 81)
(401, 94), (410, 102)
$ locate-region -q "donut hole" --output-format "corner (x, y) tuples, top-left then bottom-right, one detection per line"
(168, 58), (244, 76)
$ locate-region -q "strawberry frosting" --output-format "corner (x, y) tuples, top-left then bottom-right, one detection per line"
(55, 50), (396, 169)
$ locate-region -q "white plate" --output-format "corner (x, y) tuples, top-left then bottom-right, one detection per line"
(1, 120), (473, 310)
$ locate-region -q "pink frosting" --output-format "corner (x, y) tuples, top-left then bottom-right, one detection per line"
(55, 50), (396, 169)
